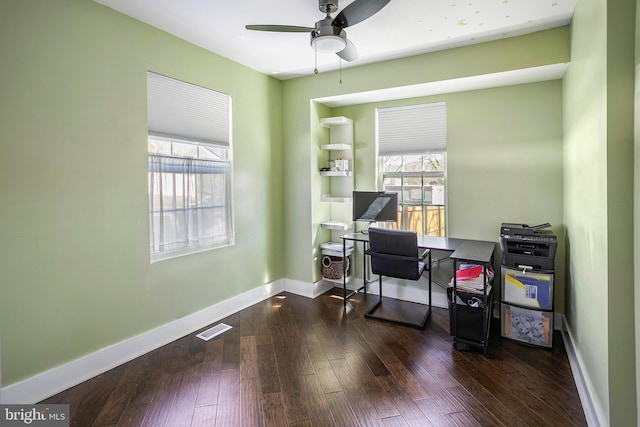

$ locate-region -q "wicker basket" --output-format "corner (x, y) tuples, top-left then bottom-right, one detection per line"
(322, 255), (351, 280)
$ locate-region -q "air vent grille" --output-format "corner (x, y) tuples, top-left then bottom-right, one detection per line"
(196, 323), (232, 341)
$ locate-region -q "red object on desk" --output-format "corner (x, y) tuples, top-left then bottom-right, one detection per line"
(456, 265), (483, 280)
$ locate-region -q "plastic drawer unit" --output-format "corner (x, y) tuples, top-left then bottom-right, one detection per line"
(501, 267), (554, 310)
(501, 303), (553, 348)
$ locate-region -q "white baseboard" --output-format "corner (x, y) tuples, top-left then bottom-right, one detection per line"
(560, 315), (604, 427)
(284, 278), (333, 299)
(1, 279), (286, 405)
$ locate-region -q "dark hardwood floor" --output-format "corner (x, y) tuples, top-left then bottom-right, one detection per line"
(41, 288), (587, 426)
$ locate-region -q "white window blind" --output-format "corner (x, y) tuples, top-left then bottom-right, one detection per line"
(377, 102), (446, 155)
(146, 72), (231, 146)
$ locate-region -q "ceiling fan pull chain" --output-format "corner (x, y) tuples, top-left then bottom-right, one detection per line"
(339, 58), (342, 84)
(314, 37), (319, 75)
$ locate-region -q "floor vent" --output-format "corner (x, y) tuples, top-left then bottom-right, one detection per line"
(196, 323), (232, 341)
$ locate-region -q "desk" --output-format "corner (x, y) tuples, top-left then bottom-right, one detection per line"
(340, 233), (468, 303)
(340, 233), (495, 340)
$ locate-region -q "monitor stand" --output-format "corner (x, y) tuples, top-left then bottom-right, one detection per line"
(359, 221), (375, 234)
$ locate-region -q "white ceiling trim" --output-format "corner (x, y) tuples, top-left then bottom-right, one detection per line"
(314, 63), (569, 107)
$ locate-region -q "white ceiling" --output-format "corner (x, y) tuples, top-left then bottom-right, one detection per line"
(94, 0), (576, 80)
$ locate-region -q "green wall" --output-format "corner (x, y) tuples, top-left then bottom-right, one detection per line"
(563, 0), (636, 424)
(0, 0), (284, 386)
(332, 82), (564, 304)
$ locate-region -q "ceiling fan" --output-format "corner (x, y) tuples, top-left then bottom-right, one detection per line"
(245, 0), (391, 63)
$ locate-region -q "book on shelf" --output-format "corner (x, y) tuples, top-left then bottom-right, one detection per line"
(454, 283), (492, 296)
(449, 263), (493, 295)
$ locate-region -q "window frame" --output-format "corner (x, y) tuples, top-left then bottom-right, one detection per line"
(376, 102), (447, 236)
(146, 72), (234, 262)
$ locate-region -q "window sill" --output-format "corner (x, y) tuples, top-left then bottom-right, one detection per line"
(150, 241), (234, 264)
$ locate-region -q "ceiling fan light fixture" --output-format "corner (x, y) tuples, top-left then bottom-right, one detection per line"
(247, 0), (390, 63)
(311, 34), (347, 53)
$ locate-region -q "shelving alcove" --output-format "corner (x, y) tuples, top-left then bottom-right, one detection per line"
(318, 116), (354, 284)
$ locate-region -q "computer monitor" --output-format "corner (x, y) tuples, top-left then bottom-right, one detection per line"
(352, 191), (398, 223)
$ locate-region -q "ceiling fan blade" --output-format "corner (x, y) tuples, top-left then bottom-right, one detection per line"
(245, 25), (313, 33)
(336, 39), (358, 61)
(332, 0), (391, 28)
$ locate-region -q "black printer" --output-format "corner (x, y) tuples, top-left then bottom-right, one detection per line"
(500, 223), (557, 270)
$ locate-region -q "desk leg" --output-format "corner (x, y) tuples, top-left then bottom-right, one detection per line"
(342, 238), (347, 308)
(428, 251), (432, 310)
(452, 259), (458, 350)
(363, 241), (368, 295)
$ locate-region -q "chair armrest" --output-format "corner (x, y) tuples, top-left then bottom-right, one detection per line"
(365, 250), (426, 263)
(419, 248), (430, 261)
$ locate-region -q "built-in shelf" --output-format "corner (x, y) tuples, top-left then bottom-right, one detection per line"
(321, 221), (353, 230)
(320, 242), (353, 284)
(318, 116), (354, 285)
(321, 195), (352, 203)
(320, 242), (354, 253)
(320, 170), (351, 177)
(320, 143), (351, 151)
(320, 116), (352, 127)
(324, 276), (352, 284)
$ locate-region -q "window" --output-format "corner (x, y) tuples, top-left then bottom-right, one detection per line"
(379, 154), (446, 236)
(377, 102), (446, 236)
(147, 72), (233, 261)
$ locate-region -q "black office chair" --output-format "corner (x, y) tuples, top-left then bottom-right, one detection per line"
(365, 227), (432, 329)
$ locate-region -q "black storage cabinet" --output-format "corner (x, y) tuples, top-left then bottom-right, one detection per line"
(448, 288), (488, 343)
(449, 241), (496, 355)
